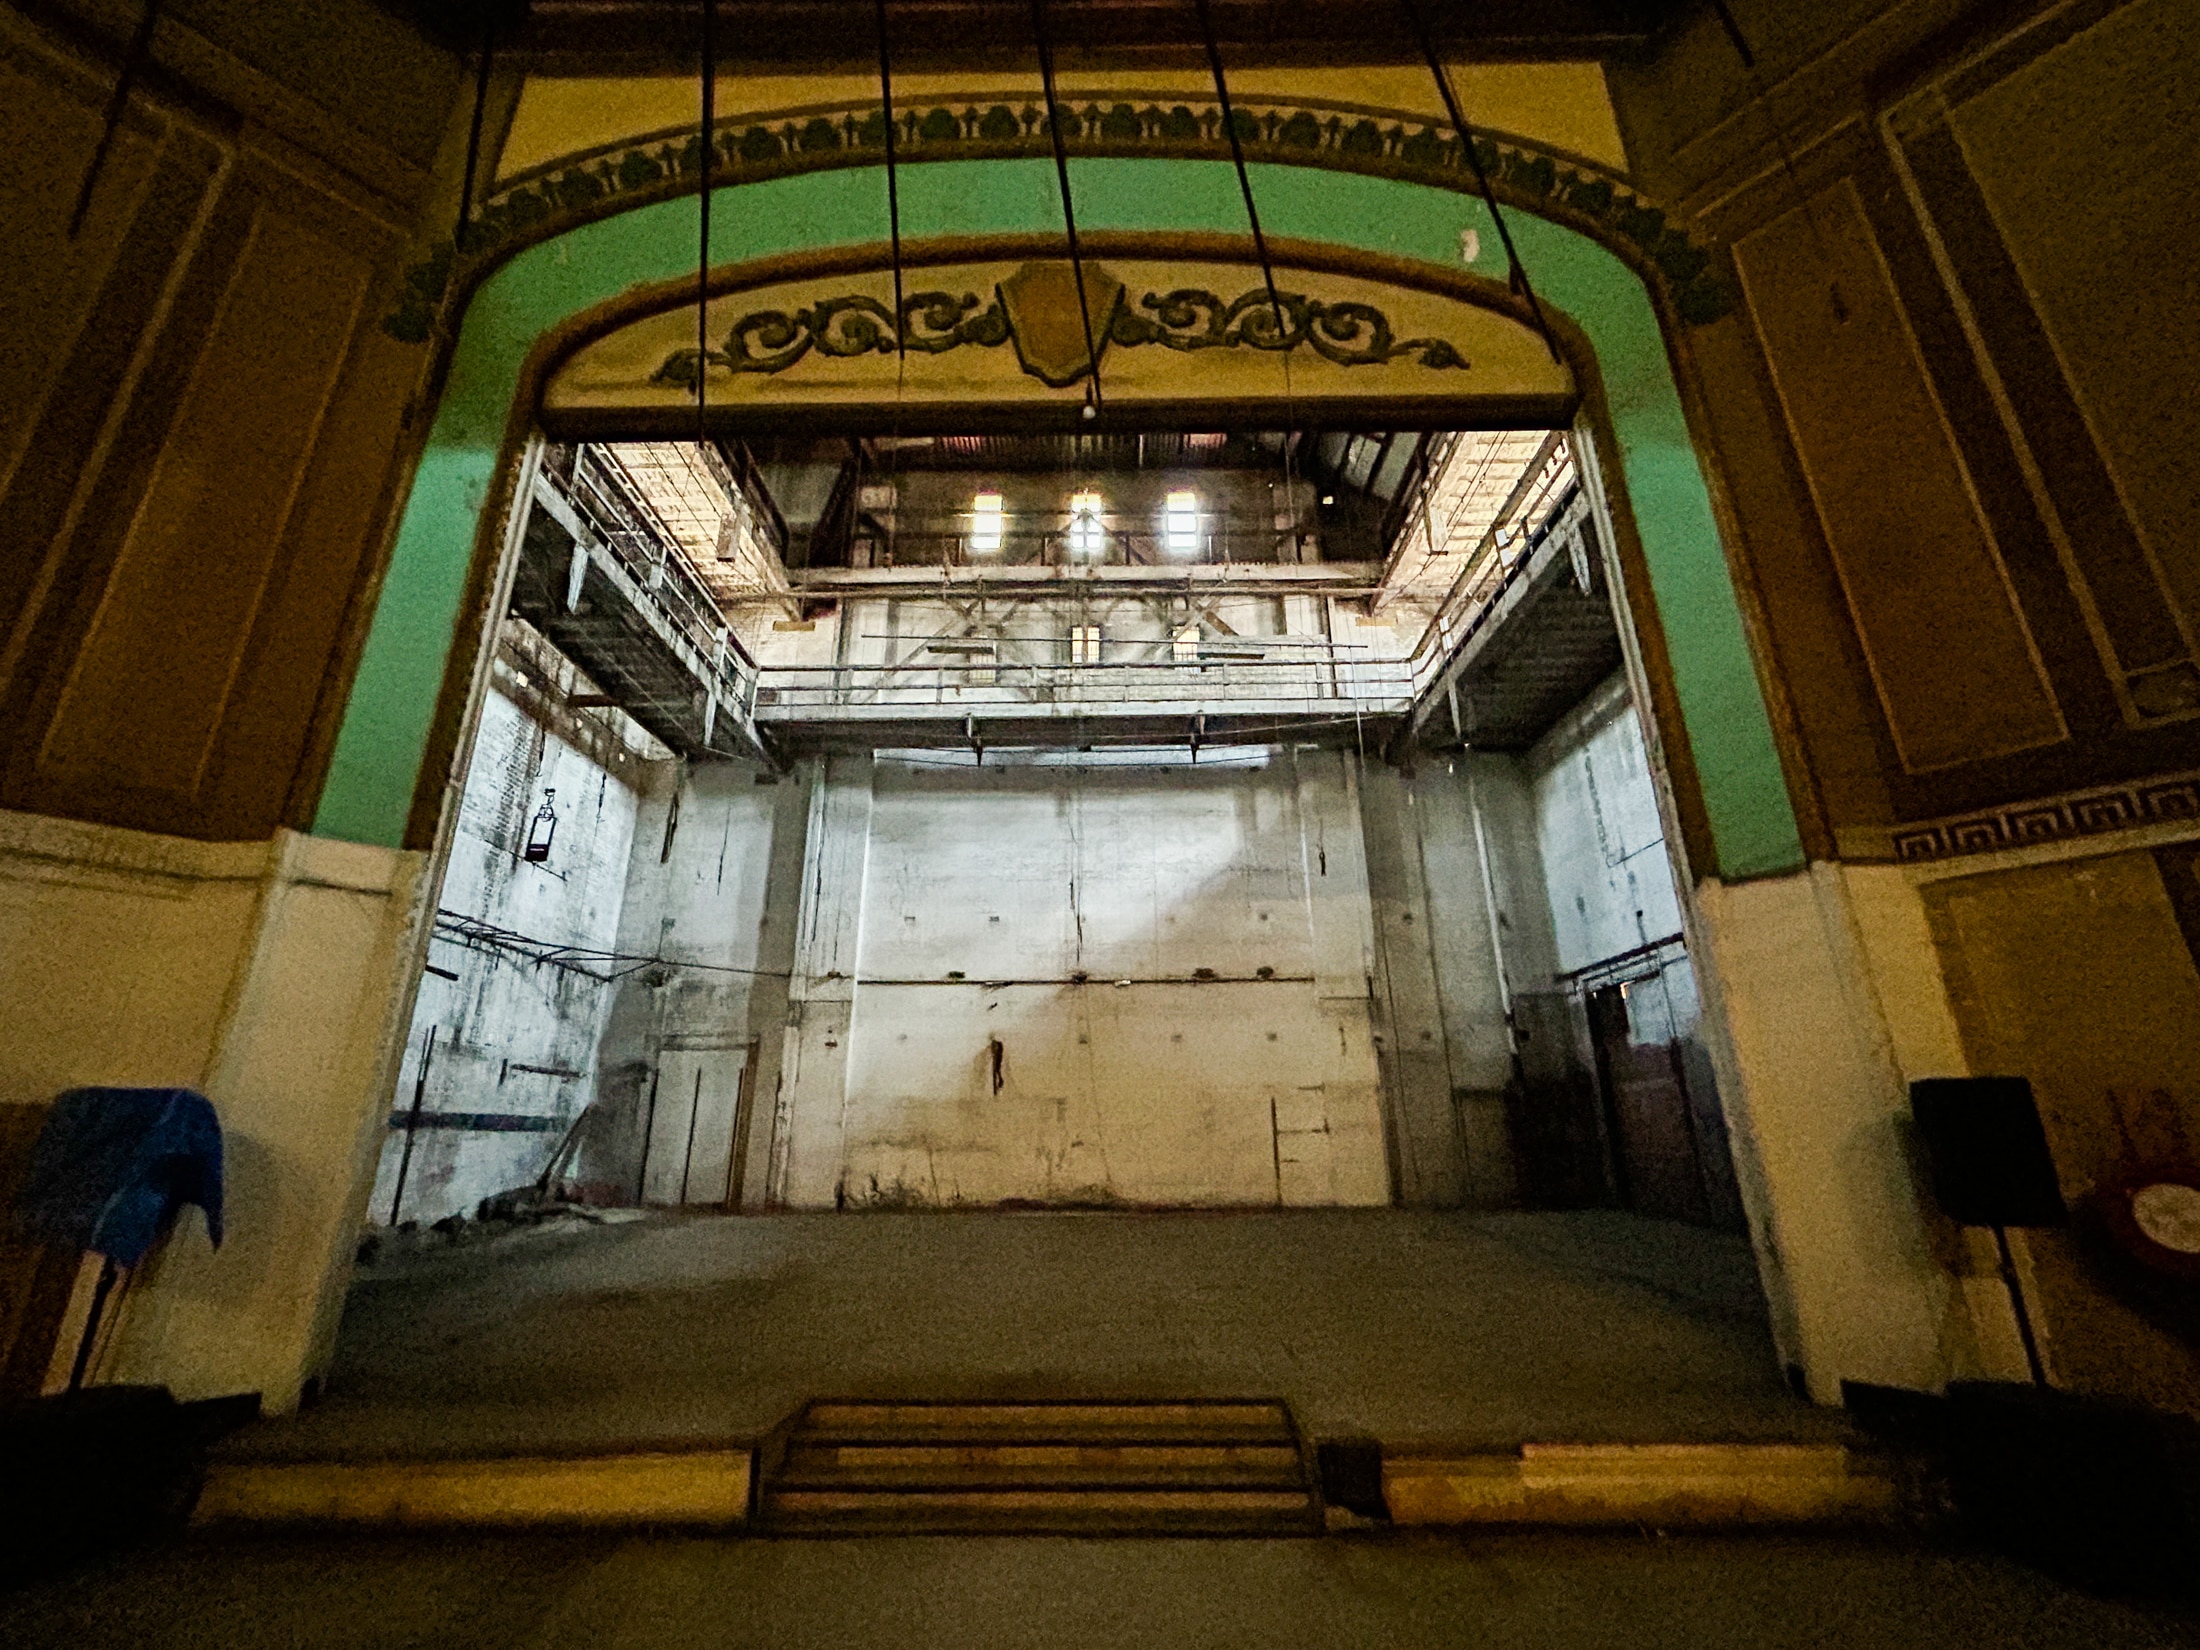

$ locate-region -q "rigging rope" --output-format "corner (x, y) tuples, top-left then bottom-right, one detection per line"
(1029, 0), (1105, 416)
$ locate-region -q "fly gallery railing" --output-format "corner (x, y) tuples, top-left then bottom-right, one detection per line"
(750, 644), (1415, 719)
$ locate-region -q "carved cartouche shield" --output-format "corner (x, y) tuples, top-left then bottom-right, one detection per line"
(999, 261), (1125, 388)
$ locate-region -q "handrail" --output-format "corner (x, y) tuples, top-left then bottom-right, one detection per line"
(549, 447), (763, 686)
(848, 525), (1304, 568)
(1401, 484), (1588, 700)
(751, 642), (1413, 717)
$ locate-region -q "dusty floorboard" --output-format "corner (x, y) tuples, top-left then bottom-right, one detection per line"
(230, 1209), (1843, 1461)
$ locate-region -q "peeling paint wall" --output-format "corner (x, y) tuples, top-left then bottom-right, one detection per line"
(367, 633), (656, 1227)
(1530, 675), (1686, 977)
(382, 659), (1714, 1223)
(592, 758), (806, 1208)
(767, 747), (1391, 1208)
(1528, 673), (1710, 1058)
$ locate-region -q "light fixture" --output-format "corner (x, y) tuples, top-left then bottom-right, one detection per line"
(1321, 494), (1335, 506)
(970, 490), (1005, 553)
(524, 788), (558, 863)
(1164, 489), (1200, 556)
(1069, 490), (1105, 557)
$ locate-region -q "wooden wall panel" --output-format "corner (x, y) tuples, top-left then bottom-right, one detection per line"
(36, 198), (372, 805)
(1609, 0), (2200, 845)
(1937, 0), (2200, 720)
(0, 7), (439, 844)
(1682, 312), (1897, 838)
(0, 45), (224, 673)
(0, 34), (162, 493)
(214, 316), (429, 834)
(1734, 180), (2066, 775)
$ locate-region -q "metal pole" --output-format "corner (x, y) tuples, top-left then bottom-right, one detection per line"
(67, 1257), (121, 1391)
(1191, 0), (1284, 341)
(389, 1027), (437, 1226)
(875, 0), (905, 361)
(1994, 1223), (2051, 1389)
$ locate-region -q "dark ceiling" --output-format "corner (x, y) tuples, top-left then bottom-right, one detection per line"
(382, 1), (1688, 69)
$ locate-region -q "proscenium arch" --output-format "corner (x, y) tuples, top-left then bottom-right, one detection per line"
(314, 156), (1804, 880)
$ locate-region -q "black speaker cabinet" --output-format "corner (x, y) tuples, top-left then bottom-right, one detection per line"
(1909, 1076), (2066, 1229)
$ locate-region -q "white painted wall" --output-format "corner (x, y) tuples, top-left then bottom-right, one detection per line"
(0, 809), (427, 1410)
(367, 672), (651, 1227)
(1529, 675), (1686, 977)
(768, 748), (1390, 1208)
(594, 757), (801, 1209)
(1526, 672), (1711, 1064)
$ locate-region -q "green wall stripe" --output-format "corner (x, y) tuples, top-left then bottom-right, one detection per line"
(313, 158), (1803, 878)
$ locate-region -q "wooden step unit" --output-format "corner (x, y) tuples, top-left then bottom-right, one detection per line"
(761, 1399), (1321, 1535)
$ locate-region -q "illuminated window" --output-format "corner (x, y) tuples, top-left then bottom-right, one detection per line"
(1164, 490), (1200, 556)
(1172, 625), (1201, 662)
(970, 490), (1005, 553)
(1068, 491), (1106, 558)
(1069, 625), (1103, 665)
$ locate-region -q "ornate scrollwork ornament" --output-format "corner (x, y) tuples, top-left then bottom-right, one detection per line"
(655, 277), (1470, 390)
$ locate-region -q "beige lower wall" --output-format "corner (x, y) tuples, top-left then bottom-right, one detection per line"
(0, 812), (269, 1097)
(0, 810), (427, 1411)
(1918, 844), (2200, 1416)
(1694, 842), (2200, 1417)
(1690, 864), (1970, 1401)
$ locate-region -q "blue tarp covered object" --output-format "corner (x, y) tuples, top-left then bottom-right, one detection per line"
(10, 1088), (224, 1265)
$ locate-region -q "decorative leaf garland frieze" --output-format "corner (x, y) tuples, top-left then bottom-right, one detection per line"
(646, 276), (1471, 391)
(383, 95), (1733, 344)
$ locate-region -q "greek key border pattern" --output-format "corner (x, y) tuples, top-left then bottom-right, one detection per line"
(1886, 773), (2200, 863)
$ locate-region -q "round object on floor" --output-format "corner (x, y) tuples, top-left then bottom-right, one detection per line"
(2099, 1169), (2200, 1281)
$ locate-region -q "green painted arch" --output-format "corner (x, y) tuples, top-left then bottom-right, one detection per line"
(315, 157), (1802, 878)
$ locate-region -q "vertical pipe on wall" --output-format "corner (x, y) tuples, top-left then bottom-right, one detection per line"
(636, 1064), (662, 1203)
(389, 1026), (437, 1225)
(679, 1066), (704, 1204)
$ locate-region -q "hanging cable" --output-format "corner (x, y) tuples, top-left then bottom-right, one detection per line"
(875, 0), (906, 561)
(68, 0), (164, 239)
(1708, 0), (1847, 324)
(1191, 0), (1282, 338)
(696, 0), (717, 441)
(1398, 0), (1561, 364)
(1190, 0), (1301, 559)
(875, 0), (906, 370)
(455, 7), (496, 254)
(1029, 0), (1103, 415)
